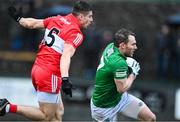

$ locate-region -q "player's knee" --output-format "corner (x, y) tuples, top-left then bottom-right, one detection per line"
(56, 105), (64, 120)
(41, 110), (56, 121)
(59, 107), (64, 116)
(44, 113), (55, 121)
(55, 112), (63, 121)
(138, 110), (156, 122)
(56, 109), (64, 118)
(149, 113), (156, 122)
(144, 113), (156, 122)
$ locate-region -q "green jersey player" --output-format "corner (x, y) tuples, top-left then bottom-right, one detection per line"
(91, 28), (156, 121)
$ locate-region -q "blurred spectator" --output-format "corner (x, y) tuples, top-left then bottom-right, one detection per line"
(156, 24), (180, 80)
(82, 27), (102, 81)
(156, 24), (170, 79)
(167, 26), (180, 79)
(101, 29), (113, 51)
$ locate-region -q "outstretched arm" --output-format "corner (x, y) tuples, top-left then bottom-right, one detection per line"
(8, 6), (44, 29)
(19, 18), (44, 29)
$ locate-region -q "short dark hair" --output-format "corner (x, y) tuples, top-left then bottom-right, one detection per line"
(72, 1), (92, 16)
(114, 28), (135, 47)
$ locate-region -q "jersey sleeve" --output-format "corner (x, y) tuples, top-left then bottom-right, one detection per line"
(65, 30), (83, 49)
(43, 16), (58, 27)
(111, 59), (128, 79)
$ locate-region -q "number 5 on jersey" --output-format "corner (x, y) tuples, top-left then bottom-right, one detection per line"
(44, 28), (60, 47)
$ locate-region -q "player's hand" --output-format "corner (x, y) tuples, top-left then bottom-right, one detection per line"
(8, 6), (22, 22)
(61, 77), (73, 97)
(126, 57), (140, 77)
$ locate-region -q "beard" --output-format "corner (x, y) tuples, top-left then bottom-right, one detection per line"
(124, 52), (133, 57)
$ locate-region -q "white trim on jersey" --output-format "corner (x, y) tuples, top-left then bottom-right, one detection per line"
(73, 33), (82, 46)
(51, 74), (58, 93)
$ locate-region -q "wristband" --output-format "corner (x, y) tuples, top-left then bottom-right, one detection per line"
(62, 77), (69, 81)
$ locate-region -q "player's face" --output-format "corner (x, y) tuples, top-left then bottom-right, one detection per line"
(80, 11), (93, 28)
(124, 35), (137, 57)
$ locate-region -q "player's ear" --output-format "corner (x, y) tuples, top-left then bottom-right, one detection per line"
(78, 13), (84, 19)
(119, 42), (125, 49)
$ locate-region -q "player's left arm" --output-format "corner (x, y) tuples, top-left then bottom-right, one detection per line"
(60, 43), (76, 77)
(60, 43), (76, 97)
(60, 30), (83, 97)
(60, 29), (83, 77)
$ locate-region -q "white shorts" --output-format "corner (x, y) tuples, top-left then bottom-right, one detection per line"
(37, 91), (62, 104)
(91, 92), (145, 121)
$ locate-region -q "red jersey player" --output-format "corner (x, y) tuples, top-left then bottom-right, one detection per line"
(0, 1), (93, 121)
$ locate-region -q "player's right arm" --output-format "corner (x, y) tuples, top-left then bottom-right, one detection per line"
(112, 59), (136, 93)
(114, 58), (140, 93)
(19, 18), (44, 29)
(8, 6), (44, 29)
(114, 74), (135, 93)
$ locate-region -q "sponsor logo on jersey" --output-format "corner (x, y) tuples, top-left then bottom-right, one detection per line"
(60, 18), (70, 24)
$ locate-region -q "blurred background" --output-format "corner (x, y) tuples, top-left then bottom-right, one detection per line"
(0, 0), (180, 121)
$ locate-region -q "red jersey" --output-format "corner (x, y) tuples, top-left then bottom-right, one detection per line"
(34, 14), (83, 76)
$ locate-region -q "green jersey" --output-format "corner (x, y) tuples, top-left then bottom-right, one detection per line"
(92, 43), (129, 108)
